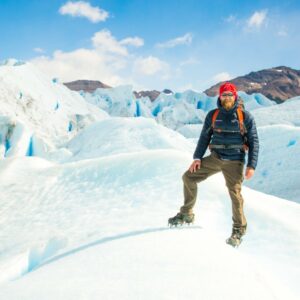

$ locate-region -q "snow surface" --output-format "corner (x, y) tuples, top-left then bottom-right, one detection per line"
(0, 150), (299, 299)
(0, 60), (109, 157)
(0, 60), (300, 299)
(252, 96), (300, 127)
(246, 124), (300, 202)
(66, 117), (195, 161)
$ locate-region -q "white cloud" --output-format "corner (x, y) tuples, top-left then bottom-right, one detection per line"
(120, 37), (144, 47)
(247, 10), (267, 29)
(30, 30), (163, 87)
(31, 48), (126, 86)
(213, 72), (232, 83)
(33, 48), (45, 53)
(92, 30), (128, 56)
(59, 1), (109, 23)
(134, 56), (169, 77)
(156, 33), (193, 48)
(30, 30), (140, 85)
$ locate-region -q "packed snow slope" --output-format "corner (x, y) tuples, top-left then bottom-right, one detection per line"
(252, 96), (300, 127)
(66, 117), (195, 161)
(245, 124), (300, 202)
(0, 117), (299, 300)
(0, 59), (108, 158)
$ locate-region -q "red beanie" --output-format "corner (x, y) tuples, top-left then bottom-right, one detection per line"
(219, 82), (237, 99)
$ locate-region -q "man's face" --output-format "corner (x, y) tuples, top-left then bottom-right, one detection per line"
(220, 92), (235, 110)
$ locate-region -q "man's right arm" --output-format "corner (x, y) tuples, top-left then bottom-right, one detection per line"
(193, 111), (214, 160)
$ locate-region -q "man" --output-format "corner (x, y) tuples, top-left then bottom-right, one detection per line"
(168, 82), (259, 247)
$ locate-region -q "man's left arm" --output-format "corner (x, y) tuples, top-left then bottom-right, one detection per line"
(244, 112), (259, 178)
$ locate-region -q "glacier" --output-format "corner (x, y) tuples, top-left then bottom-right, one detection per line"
(80, 85), (275, 130)
(0, 59), (299, 300)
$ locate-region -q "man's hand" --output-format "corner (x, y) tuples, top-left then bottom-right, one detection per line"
(245, 167), (255, 180)
(189, 160), (201, 173)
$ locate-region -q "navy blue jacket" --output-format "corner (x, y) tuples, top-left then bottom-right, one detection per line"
(193, 98), (259, 169)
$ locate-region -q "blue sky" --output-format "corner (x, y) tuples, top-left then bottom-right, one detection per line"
(1, 0), (300, 91)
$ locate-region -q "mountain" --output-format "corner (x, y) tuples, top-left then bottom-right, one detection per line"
(204, 66), (300, 102)
(64, 80), (111, 93)
(65, 66), (300, 103)
(133, 90), (160, 101)
(121, 89), (173, 101)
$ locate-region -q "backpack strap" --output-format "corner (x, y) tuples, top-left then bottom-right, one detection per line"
(206, 108), (219, 134)
(236, 107), (246, 135)
(211, 109), (220, 130)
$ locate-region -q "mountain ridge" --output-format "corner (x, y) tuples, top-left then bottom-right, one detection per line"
(205, 66), (300, 102)
(64, 66), (300, 102)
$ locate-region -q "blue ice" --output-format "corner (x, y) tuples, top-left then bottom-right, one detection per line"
(287, 139), (296, 147)
(26, 136), (34, 156)
(135, 101), (141, 117)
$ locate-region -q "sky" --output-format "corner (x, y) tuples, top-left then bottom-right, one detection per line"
(0, 0), (300, 91)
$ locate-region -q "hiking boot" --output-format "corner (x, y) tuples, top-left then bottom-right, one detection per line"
(168, 212), (195, 227)
(226, 225), (246, 248)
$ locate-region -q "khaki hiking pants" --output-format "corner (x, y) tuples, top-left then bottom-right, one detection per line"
(180, 151), (247, 229)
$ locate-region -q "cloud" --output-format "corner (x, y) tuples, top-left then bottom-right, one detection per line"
(30, 30), (143, 85)
(156, 33), (193, 48)
(30, 30), (166, 88)
(92, 30), (128, 56)
(59, 1), (109, 23)
(133, 56), (169, 77)
(247, 10), (267, 29)
(31, 48), (126, 86)
(213, 72), (232, 83)
(120, 37), (144, 47)
(33, 48), (45, 54)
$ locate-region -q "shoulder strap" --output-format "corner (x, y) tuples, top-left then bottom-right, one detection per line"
(211, 109), (219, 129)
(237, 107), (246, 135)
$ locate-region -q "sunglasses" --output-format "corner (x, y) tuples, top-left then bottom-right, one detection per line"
(221, 93), (234, 97)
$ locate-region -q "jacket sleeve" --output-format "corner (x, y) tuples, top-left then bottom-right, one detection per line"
(193, 110), (213, 160)
(244, 112), (259, 169)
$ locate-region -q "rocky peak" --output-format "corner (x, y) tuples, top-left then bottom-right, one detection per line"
(133, 90), (160, 101)
(64, 80), (111, 93)
(204, 66), (300, 102)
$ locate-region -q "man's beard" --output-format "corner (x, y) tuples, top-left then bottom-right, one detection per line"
(222, 100), (235, 110)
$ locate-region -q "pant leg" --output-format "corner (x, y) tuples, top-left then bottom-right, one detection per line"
(180, 153), (222, 214)
(221, 161), (247, 229)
